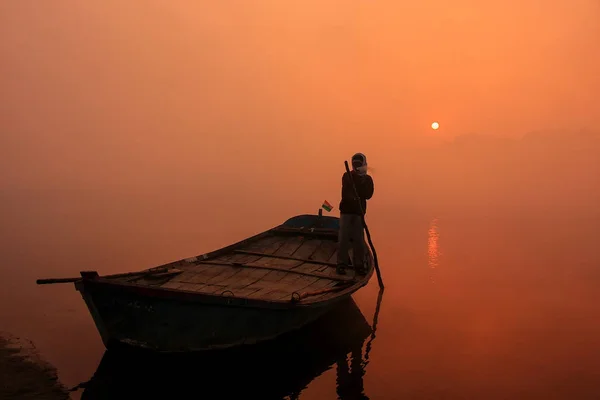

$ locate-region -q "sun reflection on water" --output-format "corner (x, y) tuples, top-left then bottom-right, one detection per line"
(428, 218), (440, 282)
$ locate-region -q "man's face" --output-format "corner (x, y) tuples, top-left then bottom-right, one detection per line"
(353, 162), (368, 175)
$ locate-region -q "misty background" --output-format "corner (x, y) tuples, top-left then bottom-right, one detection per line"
(2, 1), (598, 252)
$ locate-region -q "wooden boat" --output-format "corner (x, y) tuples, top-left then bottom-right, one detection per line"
(77, 297), (376, 399)
(40, 211), (375, 352)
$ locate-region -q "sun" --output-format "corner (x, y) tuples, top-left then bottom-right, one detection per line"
(431, 121), (440, 130)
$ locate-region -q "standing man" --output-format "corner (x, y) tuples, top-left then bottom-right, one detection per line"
(337, 153), (374, 275)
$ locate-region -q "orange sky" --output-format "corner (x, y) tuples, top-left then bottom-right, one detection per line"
(1, 1), (599, 222)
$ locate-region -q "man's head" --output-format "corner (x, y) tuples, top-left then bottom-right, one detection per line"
(351, 153), (368, 175)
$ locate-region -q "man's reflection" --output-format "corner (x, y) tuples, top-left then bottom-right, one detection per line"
(336, 341), (369, 400)
(335, 289), (382, 400)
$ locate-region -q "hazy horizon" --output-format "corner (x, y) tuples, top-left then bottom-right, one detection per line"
(2, 1), (599, 273)
(2, 0), (599, 263)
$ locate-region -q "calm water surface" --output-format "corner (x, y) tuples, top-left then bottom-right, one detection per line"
(1, 203), (599, 399)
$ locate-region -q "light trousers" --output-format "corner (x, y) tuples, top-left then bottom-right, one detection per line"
(337, 213), (366, 267)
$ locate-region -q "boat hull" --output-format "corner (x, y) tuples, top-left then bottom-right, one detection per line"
(76, 280), (343, 352)
(71, 212), (375, 353)
(78, 297), (373, 399)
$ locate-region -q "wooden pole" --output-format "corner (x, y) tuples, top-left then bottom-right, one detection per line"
(36, 277), (81, 285)
(36, 267), (172, 285)
(344, 160), (384, 289)
(364, 288), (384, 361)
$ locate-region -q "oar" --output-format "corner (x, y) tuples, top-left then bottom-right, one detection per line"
(344, 160), (384, 289)
(36, 277), (81, 285)
(36, 267), (178, 285)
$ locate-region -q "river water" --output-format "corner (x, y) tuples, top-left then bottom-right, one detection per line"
(2, 205), (599, 399)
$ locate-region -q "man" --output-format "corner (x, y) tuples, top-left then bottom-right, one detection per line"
(337, 153), (374, 275)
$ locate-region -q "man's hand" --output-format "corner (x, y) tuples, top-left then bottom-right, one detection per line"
(354, 171), (366, 182)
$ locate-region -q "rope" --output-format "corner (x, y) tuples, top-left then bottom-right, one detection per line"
(290, 283), (352, 302)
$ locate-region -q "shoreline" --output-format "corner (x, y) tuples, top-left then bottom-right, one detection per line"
(0, 332), (70, 399)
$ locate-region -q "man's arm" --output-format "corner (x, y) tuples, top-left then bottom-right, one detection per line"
(360, 175), (374, 199)
(342, 172), (351, 190)
(344, 172), (374, 200)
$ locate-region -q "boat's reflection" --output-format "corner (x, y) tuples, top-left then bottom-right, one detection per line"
(79, 295), (382, 400)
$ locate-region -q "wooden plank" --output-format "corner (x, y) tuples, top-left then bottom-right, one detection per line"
(128, 269), (183, 282)
(222, 269), (272, 290)
(208, 254), (237, 264)
(243, 235), (287, 254)
(273, 236), (306, 257)
(272, 227), (338, 238)
(246, 257), (300, 269)
(196, 260), (353, 282)
(181, 234), (283, 265)
(179, 282), (210, 292)
(285, 240), (331, 274)
(185, 252), (236, 264)
(178, 264), (219, 275)
(323, 267), (351, 280)
(194, 284), (228, 295)
(145, 279), (172, 287)
(201, 265), (232, 278)
(187, 274), (209, 284)
(266, 273), (313, 293)
(216, 268), (256, 288)
(310, 240), (338, 263)
(225, 286), (263, 298)
(269, 271), (303, 285)
(296, 283), (352, 301)
(290, 262), (330, 275)
(203, 266), (243, 285)
(317, 263), (333, 272)
(276, 276), (321, 300)
(302, 285), (351, 302)
(233, 251), (336, 267)
(286, 278), (340, 301)
(199, 235), (284, 267)
(176, 265), (232, 283)
(161, 281), (184, 290)
(217, 266), (274, 290)
(239, 269), (277, 287)
(251, 273), (303, 299)
(178, 282), (202, 292)
(299, 278), (338, 293)
(327, 247), (339, 264)
(194, 265), (238, 283)
(293, 275), (322, 290)
(290, 239), (322, 260)
(169, 271), (199, 283)
(244, 287), (276, 300)
(222, 253), (262, 265)
(251, 289), (291, 301)
(256, 270), (288, 283)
